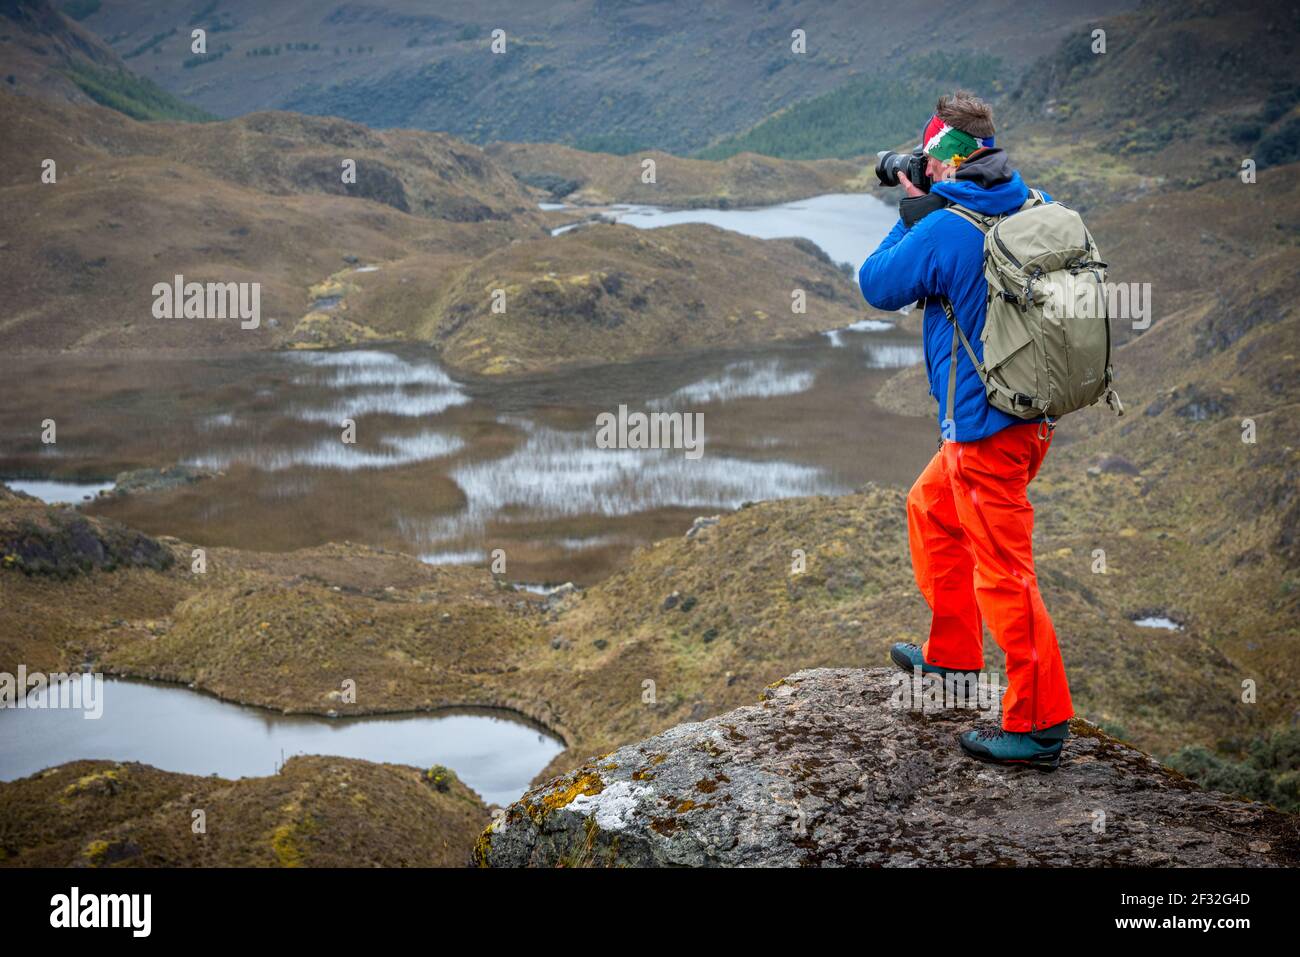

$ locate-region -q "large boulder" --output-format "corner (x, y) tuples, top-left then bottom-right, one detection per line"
(476, 667), (1300, 867)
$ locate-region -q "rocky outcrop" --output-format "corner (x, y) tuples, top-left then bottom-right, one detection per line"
(476, 668), (1300, 867)
(0, 492), (173, 577)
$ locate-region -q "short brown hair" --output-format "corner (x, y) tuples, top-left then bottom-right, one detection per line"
(936, 90), (995, 139)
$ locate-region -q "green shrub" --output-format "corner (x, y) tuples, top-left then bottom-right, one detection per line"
(1166, 728), (1300, 812)
(1256, 117), (1300, 168)
(60, 0), (101, 20)
(695, 52), (1003, 161)
(61, 62), (215, 122)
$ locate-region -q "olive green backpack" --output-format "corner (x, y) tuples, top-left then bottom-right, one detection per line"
(940, 189), (1124, 427)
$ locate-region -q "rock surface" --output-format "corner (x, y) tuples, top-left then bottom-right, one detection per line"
(0, 486), (174, 577)
(476, 668), (1300, 867)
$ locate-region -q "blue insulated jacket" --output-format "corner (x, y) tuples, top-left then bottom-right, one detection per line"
(858, 149), (1051, 442)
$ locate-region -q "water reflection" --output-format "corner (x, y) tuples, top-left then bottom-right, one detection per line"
(397, 417), (840, 551)
(5, 479), (114, 503)
(188, 430), (466, 472)
(864, 342), (926, 369)
(553, 192), (899, 267)
(650, 359), (815, 408)
(1, 324), (936, 583)
(0, 676), (564, 808)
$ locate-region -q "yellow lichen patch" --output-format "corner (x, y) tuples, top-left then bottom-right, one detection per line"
(270, 814), (317, 868)
(270, 824), (302, 867)
(821, 540), (850, 559)
(308, 277), (359, 302)
(290, 313), (385, 347)
(63, 767), (123, 798)
(82, 840), (110, 866)
(525, 770), (604, 823)
(472, 827), (493, 867)
(481, 355), (523, 376)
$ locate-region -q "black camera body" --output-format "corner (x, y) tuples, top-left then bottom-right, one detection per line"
(875, 148), (931, 192)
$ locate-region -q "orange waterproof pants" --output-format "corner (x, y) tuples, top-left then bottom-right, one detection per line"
(905, 421), (1073, 732)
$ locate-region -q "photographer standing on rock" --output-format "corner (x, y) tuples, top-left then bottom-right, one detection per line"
(858, 91), (1073, 769)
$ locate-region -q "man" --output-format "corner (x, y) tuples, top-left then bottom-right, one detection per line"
(858, 91), (1072, 769)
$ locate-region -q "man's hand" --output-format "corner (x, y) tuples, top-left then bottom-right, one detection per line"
(898, 171), (925, 198)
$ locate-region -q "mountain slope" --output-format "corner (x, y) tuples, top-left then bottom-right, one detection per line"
(0, 755), (487, 867)
(0, 88), (542, 355)
(0, 0), (212, 119)
(0, 86), (877, 364)
(75, 0), (1137, 150)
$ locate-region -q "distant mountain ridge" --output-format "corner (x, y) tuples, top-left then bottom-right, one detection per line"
(1, 0), (210, 120)
(69, 0), (1139, 150)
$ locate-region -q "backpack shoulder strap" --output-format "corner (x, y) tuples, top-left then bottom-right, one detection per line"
(942, 204), (995, 233)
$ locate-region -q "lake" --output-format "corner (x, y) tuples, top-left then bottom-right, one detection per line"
(0, 191), (926, 798)
(551, 192), (899, 267)
(0, 676), (564, 807)
(0, 327), (933, 586)
(1, 192), (924, 586)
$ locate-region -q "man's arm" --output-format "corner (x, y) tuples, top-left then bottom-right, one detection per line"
(857, 214), (940, 312)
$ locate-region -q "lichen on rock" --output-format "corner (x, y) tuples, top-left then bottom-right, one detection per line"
(478, 668), (1300, 868)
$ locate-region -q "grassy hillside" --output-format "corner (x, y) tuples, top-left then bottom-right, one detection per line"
(696, 52), (1004, 161)
(60, 61), (215, 121)
(0, 90), (538, 356)
(1, 471), (1286, 804)
(1, 0), (211, 120)
(1004, 0), (1300, 203)
(0, 86), (887, 366)
(0, 756), (487, 866)
(485, 141), (864, 207)
(77, 0), (1137, 150)
(432, 222), (865, 376)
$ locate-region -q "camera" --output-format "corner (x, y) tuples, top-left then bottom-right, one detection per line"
(875, 148), (931, 192)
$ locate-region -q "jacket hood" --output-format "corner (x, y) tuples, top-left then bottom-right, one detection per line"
(930, 148), (1029, 216)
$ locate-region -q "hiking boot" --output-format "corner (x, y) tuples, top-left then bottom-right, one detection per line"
(957, 720), (1070, 771)
(889, 642), (980, 680)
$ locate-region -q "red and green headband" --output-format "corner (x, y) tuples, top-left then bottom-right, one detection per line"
(921, 114), (994, 165)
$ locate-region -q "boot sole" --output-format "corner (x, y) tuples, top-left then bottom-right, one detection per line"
(957, 736), (1062, 771)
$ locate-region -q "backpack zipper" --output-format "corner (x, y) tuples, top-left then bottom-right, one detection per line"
(991, 223), (1022, 270)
